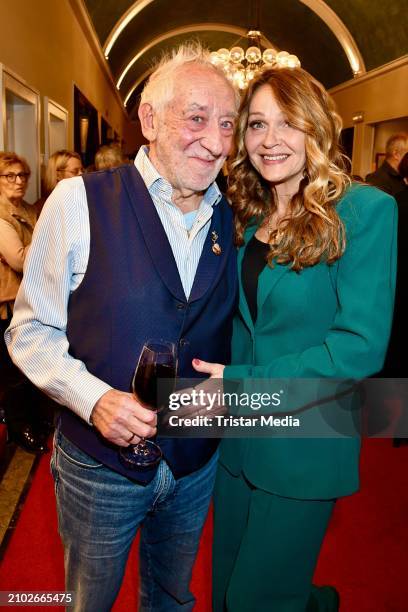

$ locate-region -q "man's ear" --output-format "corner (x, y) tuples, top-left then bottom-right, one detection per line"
(138, 103), (158, 141)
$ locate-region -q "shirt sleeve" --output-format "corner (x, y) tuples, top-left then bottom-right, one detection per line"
(0, 218), (30, 272)
(225, 186), (398, 382)
(5, 178), (112, 423)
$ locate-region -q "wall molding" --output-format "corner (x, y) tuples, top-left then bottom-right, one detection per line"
(104, 0), (365, 77)
(68, 0), (128, 116)
(118, 23), (276, 92)
(330, 54), (407, 95)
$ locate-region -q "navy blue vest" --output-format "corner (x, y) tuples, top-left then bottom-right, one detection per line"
(60, 164), (238, 483)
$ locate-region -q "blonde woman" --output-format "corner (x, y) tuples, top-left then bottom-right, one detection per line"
(33, 150), (83, 216)
(44, 149), (83, 193)
(192, 68), (397, 611)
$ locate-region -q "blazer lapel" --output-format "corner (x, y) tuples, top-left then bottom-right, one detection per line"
(120, 165), (187, 302)
(189, 197), (232, 303)
(238, 224), (290, 330)
(257, 261), (290, 314)
(237, 225), (257, 333)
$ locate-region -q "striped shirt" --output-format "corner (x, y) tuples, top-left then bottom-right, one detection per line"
(5, 147), (221, 423)
(136, 146), (221, 298)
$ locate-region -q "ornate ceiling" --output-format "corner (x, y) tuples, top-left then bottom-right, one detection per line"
(83, 0), (407, 117)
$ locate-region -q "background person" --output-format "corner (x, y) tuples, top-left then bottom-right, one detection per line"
(382, 150), (408, 377)
(0, 152), (48, 452)
(192, 67), (397, 612)
(366, 131), (408, 196)
(94, 143), (127, 171)
(382, 152), (408, 446)
(35, 150), (83, 216)
(45, 149), (83, 191)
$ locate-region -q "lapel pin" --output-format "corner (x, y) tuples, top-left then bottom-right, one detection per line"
(211, 231), (222, 255)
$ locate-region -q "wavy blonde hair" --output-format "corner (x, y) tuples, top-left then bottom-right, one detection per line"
(229, 67), (351, 270)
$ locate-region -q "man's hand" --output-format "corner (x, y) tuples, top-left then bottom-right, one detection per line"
(90, 389), (157, 447)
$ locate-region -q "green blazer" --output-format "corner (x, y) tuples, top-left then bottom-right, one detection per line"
(221, 184), (397, 499)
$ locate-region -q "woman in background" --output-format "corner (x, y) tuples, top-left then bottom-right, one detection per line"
(45, 149), (83, 191)
(0, 152), (48, 452)
(35, 149), (83, 216)
(193, 67), (397, 611)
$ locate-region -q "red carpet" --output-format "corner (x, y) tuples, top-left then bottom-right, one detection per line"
(0, 439), (407, 611)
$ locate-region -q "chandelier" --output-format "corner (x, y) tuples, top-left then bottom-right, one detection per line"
(210, 29), (301, 90)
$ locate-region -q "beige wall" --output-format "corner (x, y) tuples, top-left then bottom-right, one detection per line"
(0, 0), (139, 154)
(330, 56), (408, 178)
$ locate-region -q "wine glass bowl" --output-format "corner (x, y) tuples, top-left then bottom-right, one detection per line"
(119, 339), (177, 470)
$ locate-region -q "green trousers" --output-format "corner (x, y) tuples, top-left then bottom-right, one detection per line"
(213, 463), (337, 612)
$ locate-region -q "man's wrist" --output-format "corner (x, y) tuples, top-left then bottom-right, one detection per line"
(64, 378), (113, 425)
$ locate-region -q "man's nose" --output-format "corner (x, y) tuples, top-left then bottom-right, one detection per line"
(201, 121), (225, 157)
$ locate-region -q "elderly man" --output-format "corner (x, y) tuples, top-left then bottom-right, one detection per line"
(6, 45), (238, 611)
(366, 131), (408, 196)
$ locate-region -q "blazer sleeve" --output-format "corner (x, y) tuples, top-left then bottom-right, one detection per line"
(224, 185), (398, 381)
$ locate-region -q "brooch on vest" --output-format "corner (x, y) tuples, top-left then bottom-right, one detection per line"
(211, 231), (221, 255)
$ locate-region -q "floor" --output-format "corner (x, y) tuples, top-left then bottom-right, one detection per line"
(0, 436), (39, 557)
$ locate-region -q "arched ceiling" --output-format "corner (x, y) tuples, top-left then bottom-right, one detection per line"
(83, 0), (407, 117)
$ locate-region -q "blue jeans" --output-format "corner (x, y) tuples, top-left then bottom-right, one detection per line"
(50, 431), (217, 612)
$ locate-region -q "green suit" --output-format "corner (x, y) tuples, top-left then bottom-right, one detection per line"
(213, 185), (397, 611)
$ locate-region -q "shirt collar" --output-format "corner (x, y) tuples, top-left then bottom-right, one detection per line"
(134, 145), (222, 208)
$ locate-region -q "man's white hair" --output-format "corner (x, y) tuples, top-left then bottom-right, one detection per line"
(140, 42), (240, 113)
(385, 132), (408, 159)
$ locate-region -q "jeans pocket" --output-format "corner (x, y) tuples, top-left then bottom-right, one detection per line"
(56, 432), (104, 470)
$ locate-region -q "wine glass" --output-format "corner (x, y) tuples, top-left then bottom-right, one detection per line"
(119, 339), (177, 469)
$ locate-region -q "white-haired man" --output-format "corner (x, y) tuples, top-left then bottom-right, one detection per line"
(366, 131), (408, 195)
(6, 45), (239, 611)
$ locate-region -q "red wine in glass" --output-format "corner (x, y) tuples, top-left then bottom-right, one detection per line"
(119, 340), (177, 469)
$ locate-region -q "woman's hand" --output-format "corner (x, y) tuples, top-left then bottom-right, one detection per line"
(192, 358), (225, 378)
(161, 359), (227, 429)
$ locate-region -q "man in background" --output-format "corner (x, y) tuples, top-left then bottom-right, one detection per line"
(366, 131), (408, 195)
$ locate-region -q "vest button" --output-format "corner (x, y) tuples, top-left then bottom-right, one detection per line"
(179, 338), (189, 347)
(176, 303), (186, 310)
